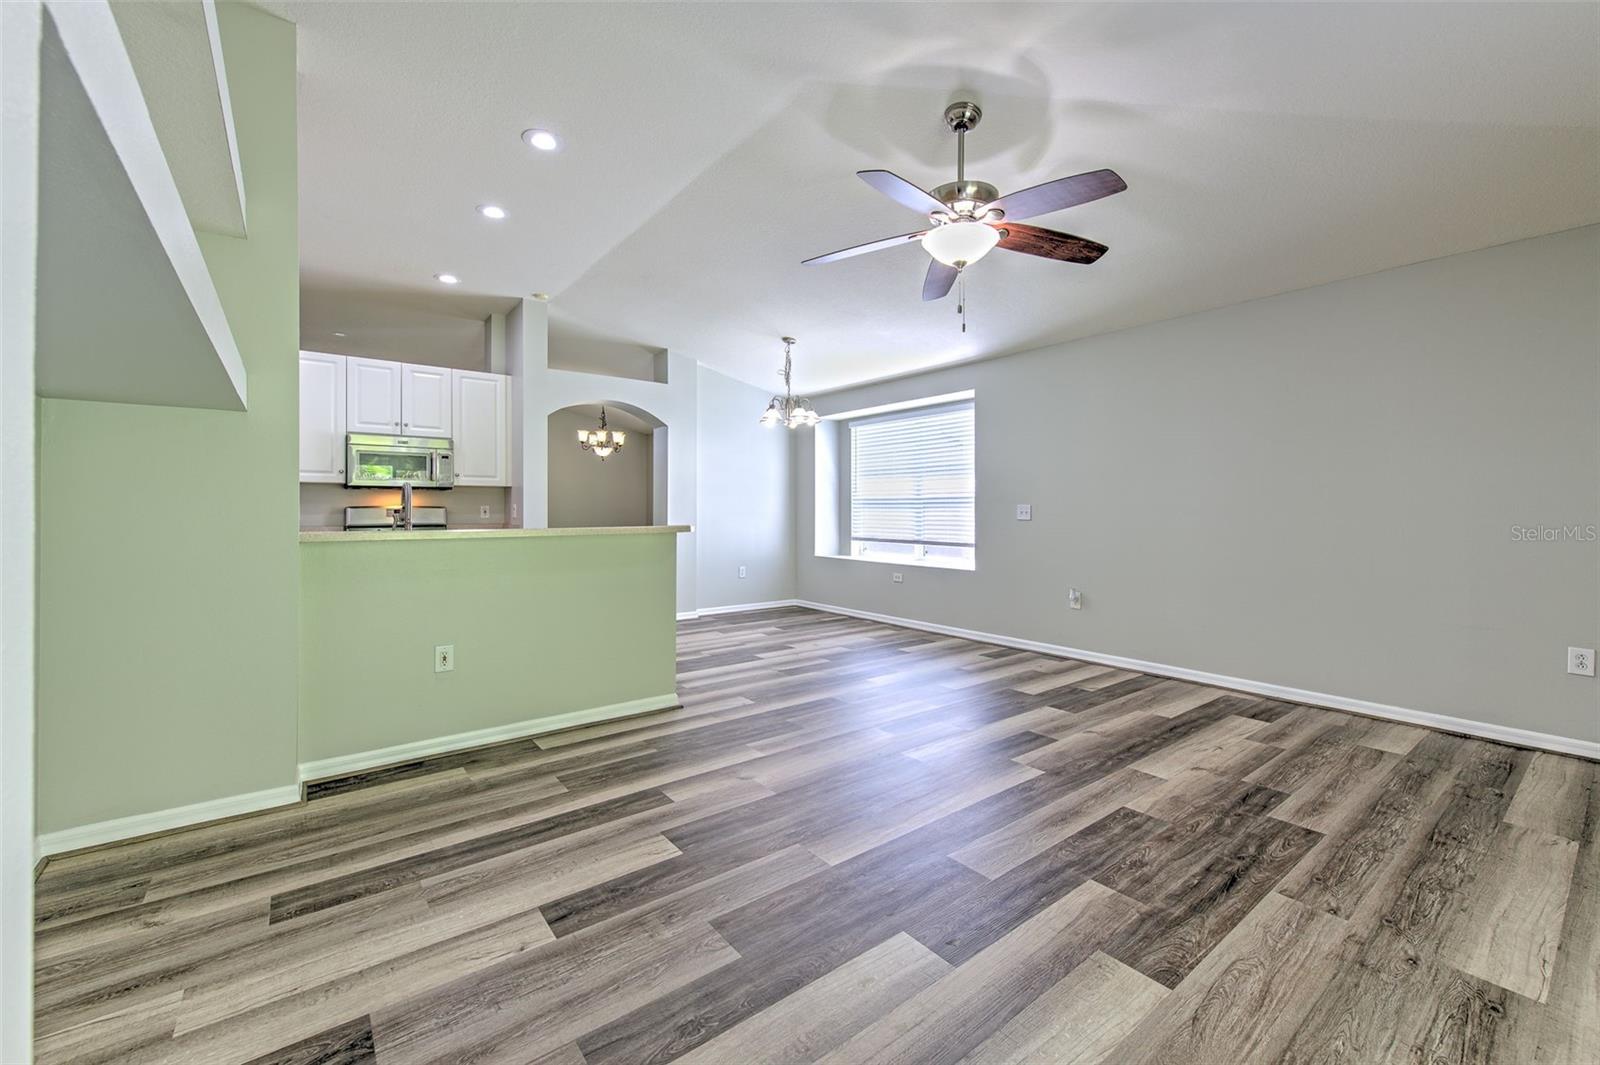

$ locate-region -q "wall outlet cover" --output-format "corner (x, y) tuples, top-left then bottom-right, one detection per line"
(1569, 647), (1596, 677)
(1068, 587), (1083, 610)
(435, 644), (455, 673)
(1016, 504), (1032, 521)
(738, 565), (747, 579)
(892, 572), (904, 583)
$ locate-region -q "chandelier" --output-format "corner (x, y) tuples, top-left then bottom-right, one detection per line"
(577, 406), (626, 459)
(759, 336), (819, 429)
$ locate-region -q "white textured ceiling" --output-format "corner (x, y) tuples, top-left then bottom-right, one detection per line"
(271, 1), (1600, 393)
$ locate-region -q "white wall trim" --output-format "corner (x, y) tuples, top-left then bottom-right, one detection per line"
(297, 692), (681, 784)
(795, 600), (1600, 761)
(681, 599), (800, 620)
(36, 784), (302, 858)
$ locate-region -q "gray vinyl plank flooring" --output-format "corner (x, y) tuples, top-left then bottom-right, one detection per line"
(33, 606), (1600, 1065)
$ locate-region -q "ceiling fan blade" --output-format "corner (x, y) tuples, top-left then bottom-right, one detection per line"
(987, 168), (1126, 222)
(922, 259), (958, 301)
(858, 170), (948, 216)
(994, 222), (1109, 264)
(803, 229), (927, 266)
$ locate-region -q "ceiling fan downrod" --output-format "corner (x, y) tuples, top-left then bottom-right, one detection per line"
(944, 101), (982, 188)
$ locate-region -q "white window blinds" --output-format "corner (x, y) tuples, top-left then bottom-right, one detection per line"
(850, 402), (975, 548)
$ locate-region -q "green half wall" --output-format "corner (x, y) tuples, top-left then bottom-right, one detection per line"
(298, 531), (679, 772)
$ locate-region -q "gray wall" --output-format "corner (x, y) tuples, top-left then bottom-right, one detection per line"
(696, 364), (796, 609)
(547, 408), (654, 528)
(796, 225), (1600, 744)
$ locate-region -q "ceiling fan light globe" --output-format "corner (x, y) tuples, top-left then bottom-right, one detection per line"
(922, 220), (1000, 268)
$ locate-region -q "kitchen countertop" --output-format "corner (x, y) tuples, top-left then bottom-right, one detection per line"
(299, 524), (692, 543)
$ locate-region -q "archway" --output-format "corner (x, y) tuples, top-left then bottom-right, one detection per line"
(546, 401), (665, 528)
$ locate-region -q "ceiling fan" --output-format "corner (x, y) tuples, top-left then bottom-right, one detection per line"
(803, 101), (1126, 301)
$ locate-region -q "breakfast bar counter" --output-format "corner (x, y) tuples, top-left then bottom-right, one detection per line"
(299, 524), (691, 543)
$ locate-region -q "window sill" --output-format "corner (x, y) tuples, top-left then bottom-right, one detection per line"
(814, 553), (976, 572)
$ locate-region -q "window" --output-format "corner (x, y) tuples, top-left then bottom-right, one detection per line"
(850, 401), (975, 568)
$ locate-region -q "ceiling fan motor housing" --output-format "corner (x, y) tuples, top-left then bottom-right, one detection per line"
(943, 101), (983, 133)
(931, 181), (1001, 220)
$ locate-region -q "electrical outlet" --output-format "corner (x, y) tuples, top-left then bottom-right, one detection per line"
(435, 644), (455, 673)
(1016, 504), (1032, 521)
(479, 504), (492, 520)
(738, 565), (747, 579)
(1569, 647), (1595, 677)
(892, 572), (903, 583)
(510, 502), (519, 519)
(1068, 587), (1083, 610)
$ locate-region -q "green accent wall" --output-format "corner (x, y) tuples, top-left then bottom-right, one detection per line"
(35, 5), (299, 833)
(298, 534), (677, 765)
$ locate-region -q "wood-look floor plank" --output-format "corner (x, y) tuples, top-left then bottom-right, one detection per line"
(1109, 891), (1354, 1065)
(950, 766), (1163, 879)
(959, 951), (1168, 1065)
(1268, 743), (1398, 834)
(243, 1014), (375, 1065)
(1504, 750), (1591, 841)
(1438, 823), (1578, 1003)
(1513, 760), (1600, 1064)
(674, 933), (950, 1065)
(816, 881), (1142, 1065)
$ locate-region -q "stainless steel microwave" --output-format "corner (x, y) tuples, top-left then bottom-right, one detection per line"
(345, 433), (454, 489)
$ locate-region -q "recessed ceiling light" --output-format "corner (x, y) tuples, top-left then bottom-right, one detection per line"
(435, 273), (460, 285)
(531, 292), (550, 302)
(521, 128), (559, 152)
(332, 331), (347, 337)
(477, 204), (507, 220)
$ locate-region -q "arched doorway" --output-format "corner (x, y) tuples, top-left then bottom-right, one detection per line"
(546, 402), (665, 528)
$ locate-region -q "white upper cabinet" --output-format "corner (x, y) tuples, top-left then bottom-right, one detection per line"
(401, 363), (453, 438)
(309, 353), (509, 485)
(298, 351), (347, 482)
(346, 357), (404, 434)
(452, 370), (510, 486)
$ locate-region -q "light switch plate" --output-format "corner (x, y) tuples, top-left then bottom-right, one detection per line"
(738, 565), (747, 579)
(479, 505), (492, 519)
(1016, 504), (1032, 521)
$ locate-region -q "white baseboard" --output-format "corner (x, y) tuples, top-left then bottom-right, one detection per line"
(680, 599), (800, 621)
(36, 784), (302, 858)
(795, 600), (1600, 761)
(297, 692), (681, 784)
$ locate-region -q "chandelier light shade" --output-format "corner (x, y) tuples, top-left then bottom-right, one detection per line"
(921, 218), (1000, 268)
(577, 406), (626, 459)
(760, 336), (819, 430)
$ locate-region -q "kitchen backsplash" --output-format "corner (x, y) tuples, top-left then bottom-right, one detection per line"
(299, 484), (512, 530)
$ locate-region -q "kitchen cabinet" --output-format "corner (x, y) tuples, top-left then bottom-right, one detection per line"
(298, 351), (347, 482)
(306, 353), (510, 485)
(452, 369), (510, 486)
(401, 363), (453, 437)
(346, 356), (404, 433)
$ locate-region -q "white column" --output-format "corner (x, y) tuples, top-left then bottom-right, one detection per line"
(0, 3), (41, 1060)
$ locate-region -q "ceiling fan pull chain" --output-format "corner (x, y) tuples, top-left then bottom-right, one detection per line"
(958, 276), (967, 333)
